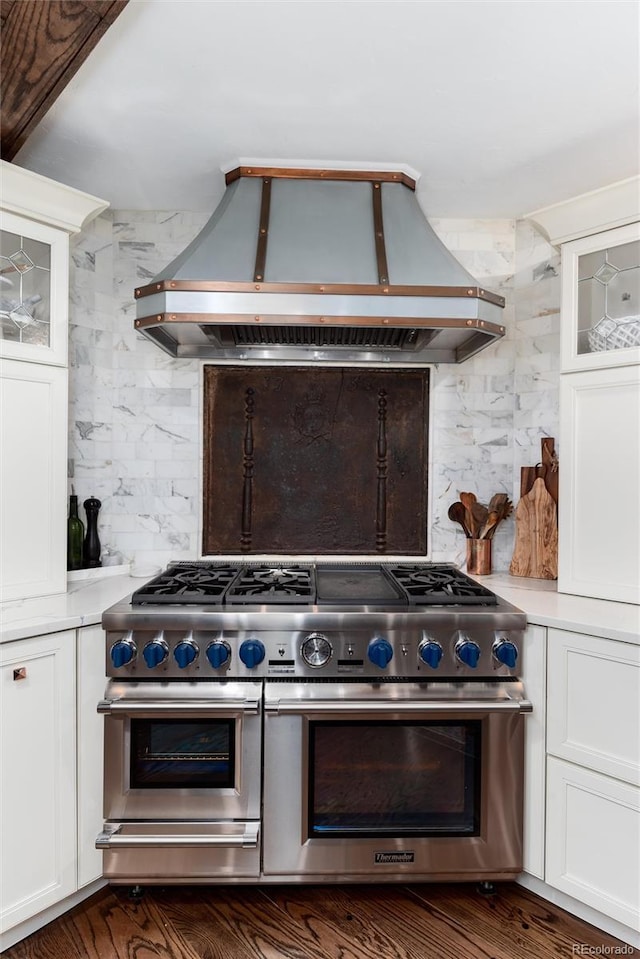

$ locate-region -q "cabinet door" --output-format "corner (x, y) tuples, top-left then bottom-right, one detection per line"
(0, 631), (76, 932)
(558, 364), (640, 604)
(0, 212), (69, 366)
(77, 625), (106, 887)
(560, 222), (640, 372)
(546, 757), (640, 931)
(547, 628), (640, 785)
(0, 360), (68, 601)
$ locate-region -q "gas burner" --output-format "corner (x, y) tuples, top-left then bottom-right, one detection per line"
(388, 564), (498, 606)
(225, 565), (316, 605)
(131, 563), (241, 605)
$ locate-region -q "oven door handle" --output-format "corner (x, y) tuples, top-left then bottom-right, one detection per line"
(265, 698), (532, 715)
(97, 698), (260, 716)
(96, 823), (260, 849)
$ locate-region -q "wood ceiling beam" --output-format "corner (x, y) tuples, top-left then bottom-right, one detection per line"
(0, 0), (129, 161)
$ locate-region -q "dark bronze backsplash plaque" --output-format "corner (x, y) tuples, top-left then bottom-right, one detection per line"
(203, 366), (429, 554)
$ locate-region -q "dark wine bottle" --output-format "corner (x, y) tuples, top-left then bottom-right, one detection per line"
(67, 494), (84, 571)
(83, 496), (102, 568)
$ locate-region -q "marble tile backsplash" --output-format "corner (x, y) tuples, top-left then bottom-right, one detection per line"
(68, 211), (559, 573)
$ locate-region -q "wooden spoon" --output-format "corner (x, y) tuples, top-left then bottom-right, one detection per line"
(459, 492), (479, 537)
(488, 492), (508, 513)
(471, 502), (489, 532)
(448, 501), (472, 537)
(479, 510), (499, 539)
(485, 499), (513, 538)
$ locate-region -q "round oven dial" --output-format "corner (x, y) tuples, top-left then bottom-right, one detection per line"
(110, 634), (136, 668)
(239, 638), (265, 669)
(419, 639), (443, 669)
(301, 633), (332, 668)
(456, 638), (481, 668)
(174, 638), (199, 669)
(493, 639), (518, 668)
(206, 640), (231, 669)
(368, 637), (393, 669)
(142, 635), (169, 669)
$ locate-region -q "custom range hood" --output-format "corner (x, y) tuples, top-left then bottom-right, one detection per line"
(134, 165), (506, 364)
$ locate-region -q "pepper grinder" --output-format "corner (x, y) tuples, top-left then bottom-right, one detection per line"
(83, 496), (102, 568)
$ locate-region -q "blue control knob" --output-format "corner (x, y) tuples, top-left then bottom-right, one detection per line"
(419, 641), (443, 669)
(174, 640), (198, 669)
(142, 640), (168, 669)
(368, 637), (393, 669)
(239, 638), (265, 669)
(494, 640), (518, 668)
(206, 641), (230, 669)
(110, 639), (136, 668)
(456, 640), (481, 669)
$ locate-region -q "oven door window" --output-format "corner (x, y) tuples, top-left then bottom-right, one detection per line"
(130, 718), (235, 789)
(308, 720), (480, 838)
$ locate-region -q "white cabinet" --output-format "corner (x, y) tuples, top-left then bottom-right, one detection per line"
(0, 631), (77, 933)
(0, 162), (107, 368)
(558, 364), (640, 605)
(0, 162), (107, 602)
(0, 360), (68, 601)
(0, 623), (108, 943)
(554, 211), (640, 604)
(0, 211), (69, 366)
(545, 627), (640, 932)
(77, 625), (107, 888)
(560, 223), (640, 372)
(546, 758), (639, 931)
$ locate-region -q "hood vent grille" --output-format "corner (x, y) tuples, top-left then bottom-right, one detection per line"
(203, 324), (429, 351)
(135, 165), (506, 364)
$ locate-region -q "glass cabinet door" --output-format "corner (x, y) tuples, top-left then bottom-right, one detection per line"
(0, 211), (68, 365)
(562, 222), (640, 370)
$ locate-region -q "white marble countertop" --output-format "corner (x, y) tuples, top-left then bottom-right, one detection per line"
(477, 572), (640, 645)
(0, 572), (139, 644)
(1, 569), (639, 646)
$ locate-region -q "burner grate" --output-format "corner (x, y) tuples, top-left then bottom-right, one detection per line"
(225, 565), (316, 605)
(387, 564), (498, 606)
(131, 563), (242, 605)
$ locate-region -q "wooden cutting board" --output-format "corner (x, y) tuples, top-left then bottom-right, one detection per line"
(520, 437), (559, 505)
(509, 477), (558, 579)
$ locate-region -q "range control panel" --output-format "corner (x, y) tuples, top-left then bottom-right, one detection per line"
(106, 627), (524, 681)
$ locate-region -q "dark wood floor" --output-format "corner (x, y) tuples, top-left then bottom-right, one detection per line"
(4, 882), (635, 959)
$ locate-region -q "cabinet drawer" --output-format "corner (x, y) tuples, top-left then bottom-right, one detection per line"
(546, 757), (640, 931)
(547, 628), (640, 784)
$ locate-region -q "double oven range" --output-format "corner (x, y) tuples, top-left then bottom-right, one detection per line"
(98, 562), (531, 885)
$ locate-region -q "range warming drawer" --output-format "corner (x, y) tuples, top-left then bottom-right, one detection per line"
(97, 822), (260, 883)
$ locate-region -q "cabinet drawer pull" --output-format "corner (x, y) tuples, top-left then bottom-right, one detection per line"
(13, 667), (27, 681)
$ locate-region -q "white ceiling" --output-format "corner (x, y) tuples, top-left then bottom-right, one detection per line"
(15, 0), (640, 219)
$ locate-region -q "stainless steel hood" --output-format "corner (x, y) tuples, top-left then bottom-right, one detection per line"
(134, 166), (506, 364)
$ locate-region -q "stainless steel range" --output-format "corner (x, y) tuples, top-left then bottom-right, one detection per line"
(98, 562), (531, 885)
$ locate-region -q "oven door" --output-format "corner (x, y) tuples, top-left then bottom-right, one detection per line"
(263, 681), (532, 881)
(99, 680), (262, 821)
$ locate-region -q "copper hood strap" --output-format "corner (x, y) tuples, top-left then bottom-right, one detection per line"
(253, 175), (390, 287)
(253, 177), (272, 283)
(372, 182), (389, 285)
